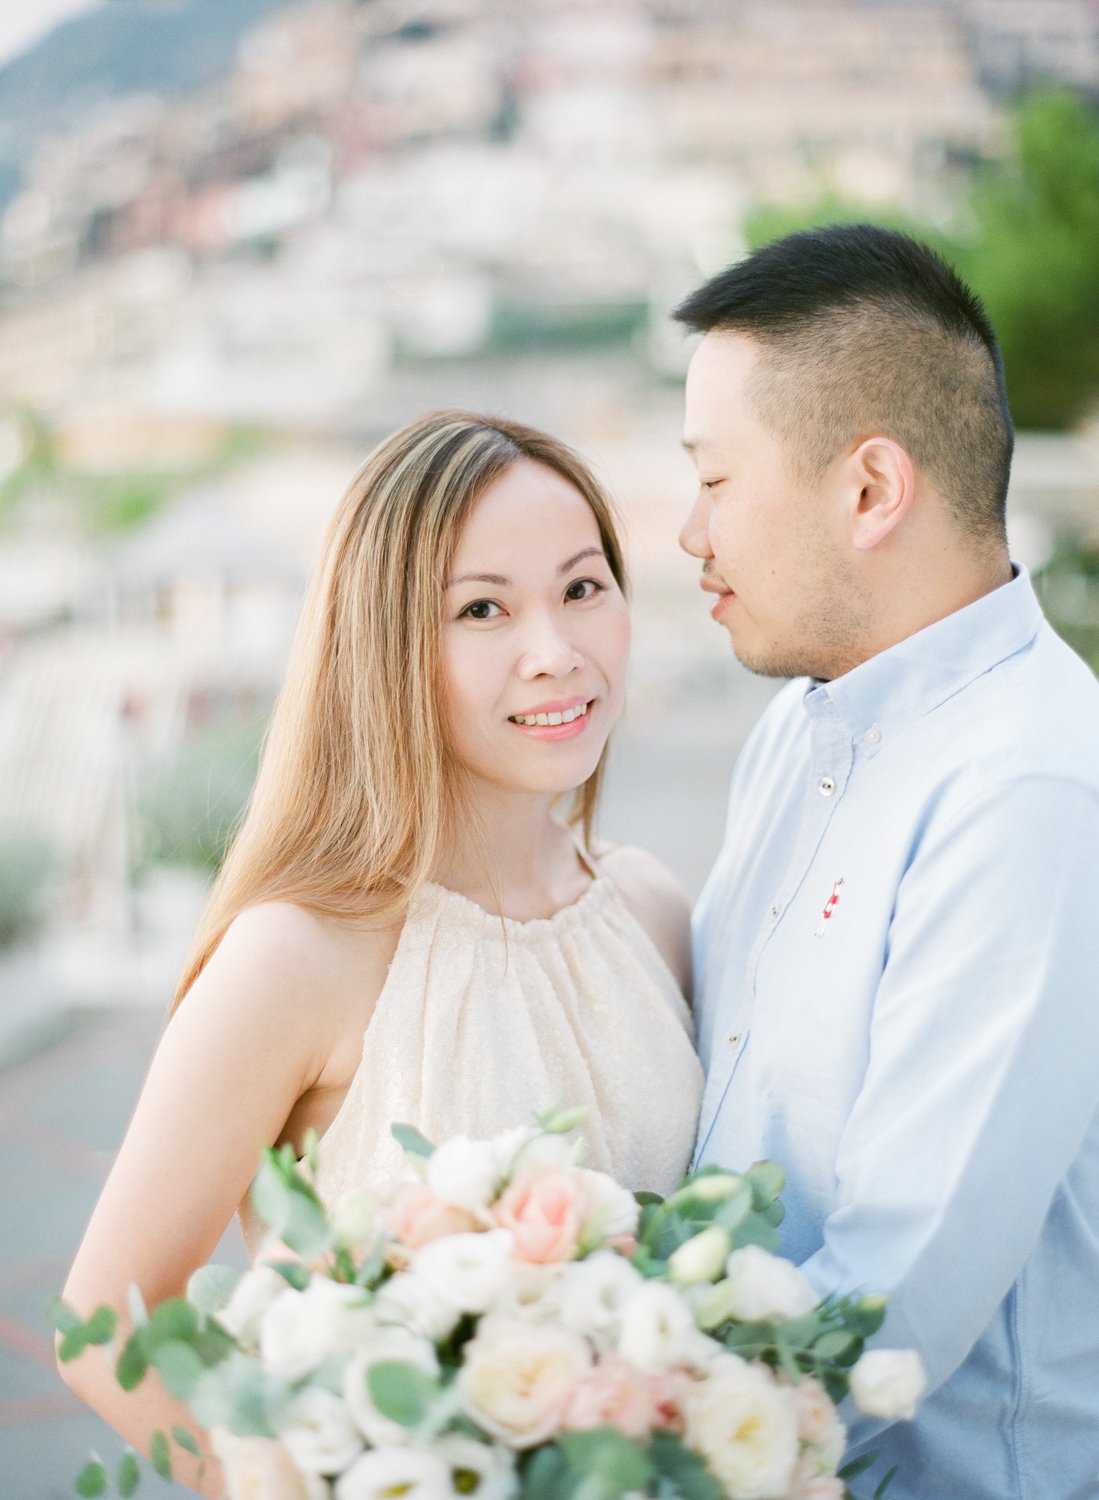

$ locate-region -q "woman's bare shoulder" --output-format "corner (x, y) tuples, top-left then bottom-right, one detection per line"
(592, 843), (693, 1000)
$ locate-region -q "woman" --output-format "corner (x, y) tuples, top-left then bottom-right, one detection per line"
(59, 411), (703, 1495)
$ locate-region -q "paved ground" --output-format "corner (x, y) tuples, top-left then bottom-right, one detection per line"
(0, 673), (780, 1499)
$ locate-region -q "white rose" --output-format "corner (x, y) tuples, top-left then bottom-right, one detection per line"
(426, 1136), (501, 1212)
(335, 1447), (451, 1500)
(558, 1250), (645, 1348)
(281, 1388), (364, 1477)
(412, 1229), (514, 1316)
(506, 1131), (582, 1179)
(684, 1353), (800, 1500)
(260, 1279), (376, 1382)
(722, 1246), (818, 1323)
(332, 1189), (381, 1252)
(433, 1434), (518, 1500)
(488, 1261), (567, 1325)
(342, 1326), (440, 1447)
(576, 1169), (640, 1240)
(616, 1280), (706, 1375)
(216, 1265), (289, 1350)
(849, 1349), (926, 1421)
(668, 1226), (733, 1286)
(375, 1270), (461, 1343)
(212, 1430), (331, 1500)
(458, 1316), (592, 1448)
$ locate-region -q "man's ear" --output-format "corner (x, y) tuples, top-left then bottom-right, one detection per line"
(844, 437), (916, 551)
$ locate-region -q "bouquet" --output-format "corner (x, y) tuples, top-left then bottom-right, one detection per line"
(54, 1108), (925, 1500)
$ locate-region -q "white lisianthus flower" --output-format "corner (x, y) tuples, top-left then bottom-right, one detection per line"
(342, 1327), (440, 1447)
(212, 1430), (331, 1500)
(458, 1316), (592, 1448)
(215, 1265), (289, 1351)
(616, 1280), (706, 1375)
(558, 1250), (645, 1348)
(849, 1349), (926, 1421)
(332, 1189), (380, 1252)
(375, 1270), (461, 1343)
(281, 1388), (364, 1477)
(488, 1260), (566, 1325)
(412, 1229), (514, 1316)
(505, 1130), (581, 1179)
(426, 1136), (501, 1212)
(433, 1434), (519, 1500)
(334, 1447), (452, 1500)
(722, 1245), (819, 1323)
(260, 1279), (376, 1382)
(668, 1226), (733, 1286)
(683, 1353), (800, 1500)
(576, 1168), (640, 1240)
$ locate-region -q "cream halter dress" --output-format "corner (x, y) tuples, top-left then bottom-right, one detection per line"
(240, 849), (704, 1256)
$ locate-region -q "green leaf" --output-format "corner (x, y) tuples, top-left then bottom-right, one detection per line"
(146, 1298), (199, 1346)
(116, 1331), (150, 1392)
(188, 1351), (289, 1438)
(843, 1295), (887, 1340)
(773, 1331), (802, 1384)
(873, 1465), (899, 1499)
(367, 1360), (439, 1428)
(149, 1430), (172, 1480)
(813, 1330), (858, 1364)
(523, 1444), (573, 1500)
(648, 1432), (723, 1500)
(712, 1182), (754, 1236)
(172, 1426), (202, 1457)
(75, 1457), (108, 1497)
(58, 1326), (88, 1362)
(633, 1190), (664, 1207)
(83, 1306), (118, 1346)
(557, 1428), (652, 1495)
(250, 1157), (332, 1260)
(186, 1264), (241, 1317)
(152, 1339), (206, 1400)
(267, 1259), (311, 1291)
(390, 1122), (436, 1158)
(117, 1449), (141, 1497)
(838, 1453), (877, 1482)
(45, 1295), (82, 1335)
(745, 1160), (785, 1209)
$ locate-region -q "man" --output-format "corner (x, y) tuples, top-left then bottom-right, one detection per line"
(677, 224), (1099, 1499)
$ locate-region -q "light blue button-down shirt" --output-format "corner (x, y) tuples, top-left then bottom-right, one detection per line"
(693, 568), (1099, 1500)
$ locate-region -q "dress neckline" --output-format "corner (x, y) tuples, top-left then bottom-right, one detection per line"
(417, 871), (613, 938)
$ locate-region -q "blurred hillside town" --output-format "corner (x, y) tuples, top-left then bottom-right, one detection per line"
(1, 0), (1099, 1048)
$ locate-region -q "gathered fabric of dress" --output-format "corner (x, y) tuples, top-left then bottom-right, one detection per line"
(240, 862), (703, 1256)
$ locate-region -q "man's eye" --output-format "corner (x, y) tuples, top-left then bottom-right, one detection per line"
(459, 599), (502, 620)
(564, 578), (605, 603)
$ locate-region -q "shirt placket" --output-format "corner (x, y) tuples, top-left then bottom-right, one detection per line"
(696, 699), (854, 1151)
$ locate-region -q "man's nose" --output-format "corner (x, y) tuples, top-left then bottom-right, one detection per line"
(679, 492), (714, 560)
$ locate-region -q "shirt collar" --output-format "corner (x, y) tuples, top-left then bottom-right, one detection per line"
(803, 564), (1043, 753)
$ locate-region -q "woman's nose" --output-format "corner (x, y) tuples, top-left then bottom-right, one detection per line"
(517, 616), (585, 679)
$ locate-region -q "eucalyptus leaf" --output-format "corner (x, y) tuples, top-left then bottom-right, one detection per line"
(813, 1330), (857, 1364)
(75, 1457), (108, 1497)
(172, 1426), (202, 1457)
(873, 1465), (899, 1498)
(188, 1352), (289, 1438)
(152, 1339), (206, 1400)
(83, 1305), (118, 1346)
(649, 1432), (723, 1500)
(267, 1259), (311, 1291)
(558, 1428), (652, 1495)
(522, 1444), (573, 1500)
(250, 1158), (332, 1260)
(147, 1298), (199, 1347)
(390, 1122), (436, 1159)
(150, 1431), (172, 1480)
(745, 1160), (785, 1208)
(45, 1295), (81, 1335)
(838, 1454), (878, 1482)
(186, 1264), (242, 1317)
(367, 1360), (439, 1428)
(117, 1449), (141, 1497)
(116, 1331), (150, 1392)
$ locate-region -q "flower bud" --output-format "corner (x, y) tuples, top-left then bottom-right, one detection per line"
(668, 1226), (732, 1285)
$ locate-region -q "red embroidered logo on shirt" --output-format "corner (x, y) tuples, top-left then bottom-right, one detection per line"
(814, 878), (844, 938)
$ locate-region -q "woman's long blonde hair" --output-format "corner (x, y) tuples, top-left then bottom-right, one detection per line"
(171, 410), (628, 1011)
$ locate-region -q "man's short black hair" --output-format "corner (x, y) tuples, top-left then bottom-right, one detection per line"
(674, 224), (1014, 542)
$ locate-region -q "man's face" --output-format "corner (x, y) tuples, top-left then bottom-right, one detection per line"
(679, 331), (864, 681)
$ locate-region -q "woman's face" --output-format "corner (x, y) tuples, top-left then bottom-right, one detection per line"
(441, 458), (630, 801)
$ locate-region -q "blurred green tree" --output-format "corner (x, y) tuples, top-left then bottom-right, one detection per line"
(744, 89), (1099, 431)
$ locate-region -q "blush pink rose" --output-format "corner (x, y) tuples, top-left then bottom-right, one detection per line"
(387, 1183), (478, 1249)
(494, 1171), (585, 1264)
(789, 1464), (845, 1500)
(648, 1368), (693, 1433)
(564, 1359), (654, 1438)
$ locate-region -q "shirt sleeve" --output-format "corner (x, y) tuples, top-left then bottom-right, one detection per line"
(799, 772), (1099, 1443)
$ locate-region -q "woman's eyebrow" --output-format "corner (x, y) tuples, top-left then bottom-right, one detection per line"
(445, 547), (606, 589)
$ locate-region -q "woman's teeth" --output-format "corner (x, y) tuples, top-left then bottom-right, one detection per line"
(510, 702), (590, 727)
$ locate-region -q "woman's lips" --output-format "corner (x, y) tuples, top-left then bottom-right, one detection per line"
(508, 697), (595, 742)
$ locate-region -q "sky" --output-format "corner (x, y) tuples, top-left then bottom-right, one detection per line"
(0, 0), (100, 69)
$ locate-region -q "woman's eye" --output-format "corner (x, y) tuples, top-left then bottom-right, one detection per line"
(564, 578), (605, 603)
(458, 599), (502, 621)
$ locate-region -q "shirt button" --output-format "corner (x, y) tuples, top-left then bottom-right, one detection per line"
(768, 904), (780, 920)
(818, 776), (836, 797)
(728, 1031), (742, 1047)
(866, 725), (881, 745)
